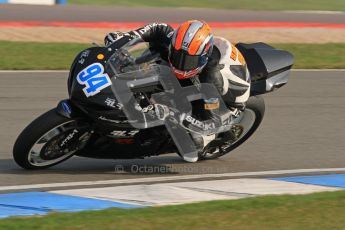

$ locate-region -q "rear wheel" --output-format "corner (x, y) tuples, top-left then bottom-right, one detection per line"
(13, 109), (91, 169)
(199, 96), (265, 160)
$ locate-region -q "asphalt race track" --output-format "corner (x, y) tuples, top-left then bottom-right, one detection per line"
(0, 4), (344, 23)
(0, 70), (344, 188)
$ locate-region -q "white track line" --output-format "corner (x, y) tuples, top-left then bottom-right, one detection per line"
(284, 10), (345, 15)
(291, 69), (345, 72)
(1, 168), (345, 192)
(0, 69), (343, 73)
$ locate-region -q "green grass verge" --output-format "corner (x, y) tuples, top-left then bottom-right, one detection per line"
(1, 41), (344, 70)
(69, 0), (345, 11)
(274, 43), (345, 69)
(0, 41), (89, 70)
(1, 190), (345, 230)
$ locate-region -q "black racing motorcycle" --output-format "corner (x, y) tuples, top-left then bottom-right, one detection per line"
(13, 38), (293, 169)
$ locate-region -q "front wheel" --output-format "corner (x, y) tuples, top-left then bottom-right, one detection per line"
(199, 96), (265, 160)
(13, 109), (91, 169)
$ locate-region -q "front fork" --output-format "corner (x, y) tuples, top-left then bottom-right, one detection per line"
(56, 99), (93, 152)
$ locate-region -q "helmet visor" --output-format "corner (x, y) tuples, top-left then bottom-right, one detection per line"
(169, 47), (207, 71)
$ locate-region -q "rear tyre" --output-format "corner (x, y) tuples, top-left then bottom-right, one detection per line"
(13, 109), (91, 170)
(199, 96), (265, 160)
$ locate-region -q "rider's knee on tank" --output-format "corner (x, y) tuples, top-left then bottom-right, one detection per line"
(222, 85), (250, 111)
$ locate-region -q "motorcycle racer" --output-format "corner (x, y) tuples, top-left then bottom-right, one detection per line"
(105, 21), (251, 151)
(105, 20), (250, 111)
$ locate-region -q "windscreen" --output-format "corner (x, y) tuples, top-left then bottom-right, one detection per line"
(107, 37), (161, 77)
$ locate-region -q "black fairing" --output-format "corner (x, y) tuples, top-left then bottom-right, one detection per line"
(236, 42), (294, 96)
(67, 38), (135, 123)
(68, 47), (114, 109)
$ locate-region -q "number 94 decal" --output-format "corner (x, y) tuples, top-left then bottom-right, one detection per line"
(77, 63), (112, 97)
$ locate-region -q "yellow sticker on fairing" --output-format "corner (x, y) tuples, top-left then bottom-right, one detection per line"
(97, 54), (105, 60)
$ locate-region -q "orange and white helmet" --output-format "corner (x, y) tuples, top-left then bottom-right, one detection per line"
(169, 20), (214, 79)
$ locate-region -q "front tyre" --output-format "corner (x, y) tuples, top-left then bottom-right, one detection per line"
(13, 109), (91, 169)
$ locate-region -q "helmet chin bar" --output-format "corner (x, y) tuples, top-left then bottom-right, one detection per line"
(170, 64), (206, 80)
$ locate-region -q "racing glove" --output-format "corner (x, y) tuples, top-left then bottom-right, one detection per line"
(104, 31), (125, 46)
